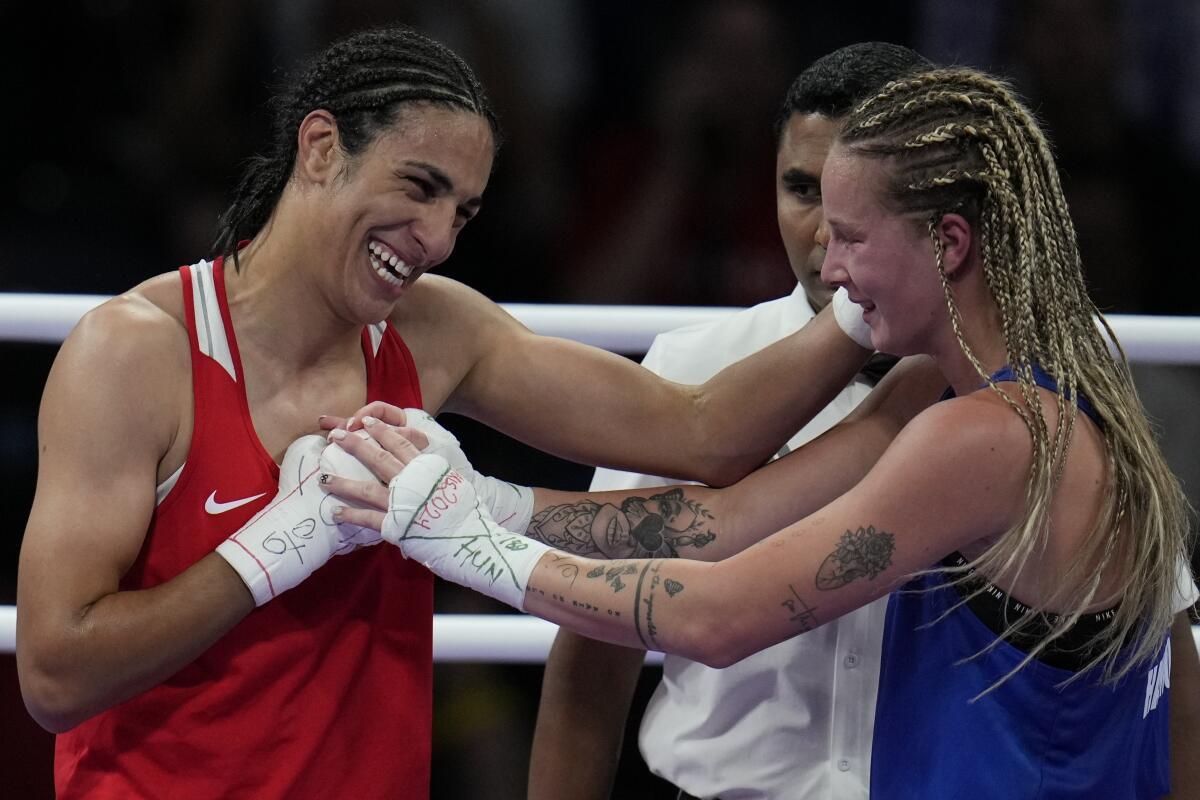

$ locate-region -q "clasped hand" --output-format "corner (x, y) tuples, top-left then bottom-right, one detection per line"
(319, 408), (548, 610)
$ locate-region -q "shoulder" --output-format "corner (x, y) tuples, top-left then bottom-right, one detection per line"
(390, 273), (511, 330)
(897, 389), (1032, 461)
(64, 272), (188, 365)
(37, 272), (190, 462)
(46, 272), (190, 435)
(878, 388), (1036, 501)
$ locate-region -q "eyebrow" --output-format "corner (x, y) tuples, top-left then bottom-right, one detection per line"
(403, 160), (483, 209)
(781, 167), (820, 184)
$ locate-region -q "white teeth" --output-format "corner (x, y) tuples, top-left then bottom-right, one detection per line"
(366, 239), (414, 284)
(369, 254), (402, 287)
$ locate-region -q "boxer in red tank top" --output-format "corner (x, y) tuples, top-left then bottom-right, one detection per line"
(53, 259), (432, 797)
(18, 27), (872, 799)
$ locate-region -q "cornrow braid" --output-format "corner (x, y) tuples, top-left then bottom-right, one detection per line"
(212, 26), (500, 270)
(838, 67), (1192, 692)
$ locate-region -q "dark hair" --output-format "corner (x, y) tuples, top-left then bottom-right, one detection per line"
(774, 42), (932, 138)
(212, 26), (500, 267)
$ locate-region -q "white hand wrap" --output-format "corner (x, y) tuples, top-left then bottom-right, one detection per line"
(402, 408), (535, 532)
(216, 435), (382, 606)
(382, 453), (550, 611)
(832, 286), (874, 349)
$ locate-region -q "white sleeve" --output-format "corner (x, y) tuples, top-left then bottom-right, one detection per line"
(1172, 552), (1199, 614)
(588, 333), (701, 494)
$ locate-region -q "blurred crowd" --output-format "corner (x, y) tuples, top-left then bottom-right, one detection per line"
(2, 1), (1199, 797)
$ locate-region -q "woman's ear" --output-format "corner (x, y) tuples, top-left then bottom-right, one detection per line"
(935, 212), (974, 277)
(295, 110), (340, 185)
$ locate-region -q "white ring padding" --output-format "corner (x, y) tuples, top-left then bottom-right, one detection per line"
(0, 293), (737, 352)
(0, 606), (1193, 663)
(0, 605), (13, 653)
(0, 607), (663, 664)
(4, 293), (1200, 362)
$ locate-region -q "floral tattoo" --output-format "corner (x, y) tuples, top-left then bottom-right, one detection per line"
(815, 525), (895, 590)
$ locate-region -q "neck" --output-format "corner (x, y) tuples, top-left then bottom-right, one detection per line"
(222, 219), (363, 369)
(931, 289), (1009, 397)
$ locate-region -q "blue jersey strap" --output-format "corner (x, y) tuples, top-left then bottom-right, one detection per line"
(939, 363), (1102, 427)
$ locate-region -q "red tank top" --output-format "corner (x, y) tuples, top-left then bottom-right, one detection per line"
(55, 258), (434, 799)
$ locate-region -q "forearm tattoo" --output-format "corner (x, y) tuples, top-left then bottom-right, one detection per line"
(527, 488), (716, 559)
(634, 559), (680, 650)
(527, 558), (649, 620)
(778, 524), (894, 630)
(815, 525), (895, 590)
(781, 585), (819, 633)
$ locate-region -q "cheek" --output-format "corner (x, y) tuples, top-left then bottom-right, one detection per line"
(778, 209), (820, 255)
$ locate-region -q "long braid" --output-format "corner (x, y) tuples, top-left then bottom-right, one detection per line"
(212, 27), (500, 270)
(840, 68), (1191, 689)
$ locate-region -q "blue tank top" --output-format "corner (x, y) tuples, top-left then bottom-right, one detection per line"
(869, 365), (1170, 799)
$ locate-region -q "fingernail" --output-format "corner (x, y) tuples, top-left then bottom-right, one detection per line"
(319, 473), (331, 484)
(331, 506), (344, 520)
(346, 417), (356, 429)
(362, 415), (378, 426)
(329, 429), (348, 440)
(318, 414), (327, 421)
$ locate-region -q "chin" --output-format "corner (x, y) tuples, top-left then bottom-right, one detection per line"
(347, 293), (399, 327)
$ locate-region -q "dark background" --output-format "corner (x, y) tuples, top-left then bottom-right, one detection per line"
(2, 1), (1198, 796)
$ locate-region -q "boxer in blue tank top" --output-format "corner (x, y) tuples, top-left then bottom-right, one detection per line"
(870, 365), (1170, 799)
(326, 66), (1196, 799)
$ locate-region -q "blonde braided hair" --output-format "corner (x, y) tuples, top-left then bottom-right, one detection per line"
(840, 67), (1191, 687)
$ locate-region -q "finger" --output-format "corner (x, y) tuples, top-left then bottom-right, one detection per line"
(319, 474), (390, 511)
(348, 401), (409, 429)
(360, 418), (427, 464)
(330, 504), (386, 532)
(318, 414), (349, 431)
(327, 428), (405, 482)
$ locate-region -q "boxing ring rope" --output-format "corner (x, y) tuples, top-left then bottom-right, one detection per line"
(5, 293), (1200, 362)
(3, 292), (1200, 661)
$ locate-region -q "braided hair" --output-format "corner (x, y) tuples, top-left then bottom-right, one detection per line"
(839, 68), (1191, 689)
(212, 26), (500, 270)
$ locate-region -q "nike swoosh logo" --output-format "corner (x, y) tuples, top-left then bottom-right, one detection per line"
(205, 490), (268, 515)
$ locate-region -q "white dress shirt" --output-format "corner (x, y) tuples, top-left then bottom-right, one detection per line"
(589, 284), (884, 800)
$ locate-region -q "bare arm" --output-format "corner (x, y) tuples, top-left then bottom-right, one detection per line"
(520, 357), (946, 563)
(17, 296), (254, 733)
(528, 632), (646, 800)
(518, 401), (1024, 665)
(422, 278), (872, 486)
(1166, 611), (1200, 798)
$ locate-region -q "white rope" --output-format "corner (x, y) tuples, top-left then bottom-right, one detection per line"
(0, 293), (737, 352)
(0, 605), (1189, 661)
(4, 293), (1200, 361)
(0, 607), (662, 663)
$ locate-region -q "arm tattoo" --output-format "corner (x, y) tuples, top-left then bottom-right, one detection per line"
(634, 559), (679, 650)
(781, 585), (819, 632)
(815, 525), (895, 590)
(547, 553), (580, 587)
(527, 488), (716, 559)
(585, 562), (638, 593)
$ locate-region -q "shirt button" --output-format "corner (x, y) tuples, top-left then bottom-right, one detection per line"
(844, 653), (859, 668)
(838, 759), (851, 771)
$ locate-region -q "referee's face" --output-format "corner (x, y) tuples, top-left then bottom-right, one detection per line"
(776, 112), (841, 313)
